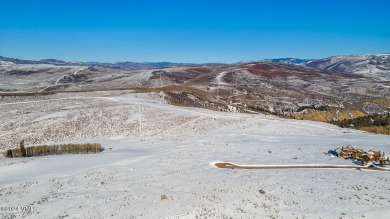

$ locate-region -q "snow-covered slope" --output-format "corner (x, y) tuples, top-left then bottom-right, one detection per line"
(1, 92), (389, 218)
(306, 54), (390, 79)
(263, 58), (312, 65)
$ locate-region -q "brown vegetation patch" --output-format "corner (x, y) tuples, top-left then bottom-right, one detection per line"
(188, 67), (213, 74)
(291, 109), (366, 123)
(150, 67), (213, 84)
(246, 67), (289, 77)
(376, 66), (388, 71)
(360, 126), (390, 135)
(364, 98), (390, 106)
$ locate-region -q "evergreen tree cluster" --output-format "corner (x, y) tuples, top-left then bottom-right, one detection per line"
(2, 142), (103, 158)
(335, 113), (390, 127)
(333, 113), (390, 135)
(296, 105), (328, 112)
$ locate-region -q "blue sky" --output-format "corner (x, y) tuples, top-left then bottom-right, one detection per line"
(0, 0), (389, 63)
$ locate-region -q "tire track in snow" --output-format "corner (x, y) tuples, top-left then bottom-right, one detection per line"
(37, 66), (88, 92)
(211, 161), (390, 172)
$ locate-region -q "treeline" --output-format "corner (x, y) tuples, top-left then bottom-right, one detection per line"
(248, 105), (303, 119)
(333, 113), (390, 135)
(248, 105), (283, 116)
(3, 141), (103, 158)
(248, 105), (273, 114)
(296, 105), (328, 112)
(334, 113), (390, 127)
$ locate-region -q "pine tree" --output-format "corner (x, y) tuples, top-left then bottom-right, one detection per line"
(6, 149), (13, 158)
(20, 140), (26, 157)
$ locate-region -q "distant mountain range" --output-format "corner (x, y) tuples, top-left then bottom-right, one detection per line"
(262, 58), (312, 65)
(85, 61), (195, 70)
(305, 54), (390, 79)
(0, 56), (75, 65)
(1, 54), (389, 78)
(0, 56), (196, 70)
(262, 54), (390, 79)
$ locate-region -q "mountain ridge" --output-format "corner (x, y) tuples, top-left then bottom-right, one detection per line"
(1, 53), (390, 77)
(0, 56), (211, 70)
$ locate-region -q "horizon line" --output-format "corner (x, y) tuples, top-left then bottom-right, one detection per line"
(1, 52), (390, 65)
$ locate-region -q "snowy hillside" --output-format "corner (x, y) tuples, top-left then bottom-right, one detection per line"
(263, 58), (312, 65)
(1, 92), (390, 218)
(1, 54), (390, 218)
(306, 54), (390, 79)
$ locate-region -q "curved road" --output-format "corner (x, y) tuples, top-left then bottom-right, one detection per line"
(211, 161), (390, 172)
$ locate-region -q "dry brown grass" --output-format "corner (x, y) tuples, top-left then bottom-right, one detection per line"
(291, 109), (366, 123)
(246, 67), (289, 77)
(360, 126), (390, 135)
(364, 98), (390, 106)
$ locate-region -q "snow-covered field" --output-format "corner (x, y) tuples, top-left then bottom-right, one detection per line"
(1, 92), (390, 218)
